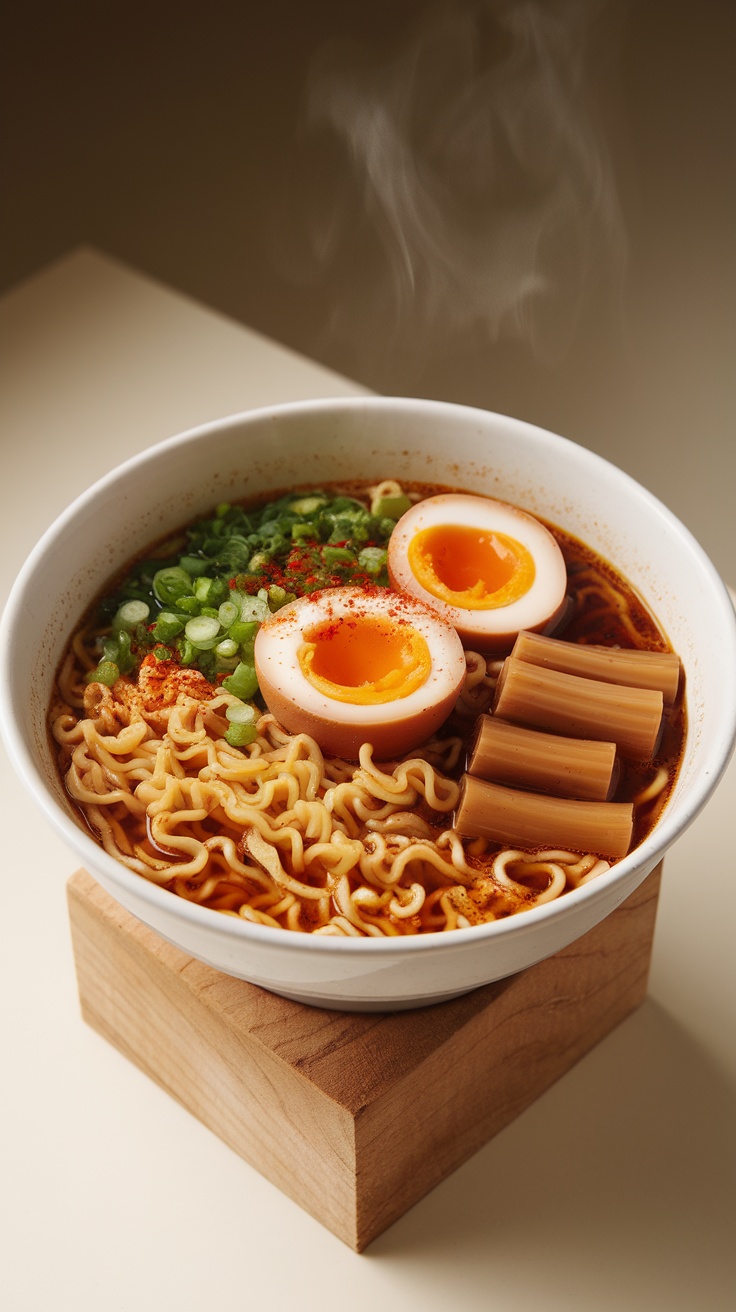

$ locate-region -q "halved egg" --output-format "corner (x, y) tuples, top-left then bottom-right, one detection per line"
(387, 493), (568, 652)
(254, 586), (466, 760)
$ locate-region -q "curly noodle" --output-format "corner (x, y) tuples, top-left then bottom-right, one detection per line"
(50, 651), (611, 936)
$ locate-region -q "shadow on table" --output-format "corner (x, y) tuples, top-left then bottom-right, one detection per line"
(370, 998), (735, 1308)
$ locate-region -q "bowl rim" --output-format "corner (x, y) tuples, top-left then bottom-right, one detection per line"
(2, 395), (735, 958)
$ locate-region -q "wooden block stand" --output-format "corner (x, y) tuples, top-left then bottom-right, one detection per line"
(67, 864), (662, 1251)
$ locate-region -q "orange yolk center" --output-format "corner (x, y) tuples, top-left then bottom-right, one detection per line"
(298, 613), (431, 704)
(407, 523), (535, 610)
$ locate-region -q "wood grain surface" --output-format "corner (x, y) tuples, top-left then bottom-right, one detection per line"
(67, 864), (662, 1250)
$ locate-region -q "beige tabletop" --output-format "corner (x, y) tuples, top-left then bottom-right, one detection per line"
(1, 249), (734, 1311)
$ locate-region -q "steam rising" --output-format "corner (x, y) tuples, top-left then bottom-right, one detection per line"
(285, 0), (625, 369)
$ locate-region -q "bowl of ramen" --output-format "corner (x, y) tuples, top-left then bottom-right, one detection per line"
(1, 397), (735, 1009)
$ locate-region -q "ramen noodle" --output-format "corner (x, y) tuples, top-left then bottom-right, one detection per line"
(49, 480), (685, 936)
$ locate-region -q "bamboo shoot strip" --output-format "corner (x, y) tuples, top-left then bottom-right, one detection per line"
(493, 657), (664, 760)
(512, 630), (681, 704)
(455, 774), (634, 859)
(468, 714), (618, 802)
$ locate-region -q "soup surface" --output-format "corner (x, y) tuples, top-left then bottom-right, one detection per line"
(49, 480), (685, 936)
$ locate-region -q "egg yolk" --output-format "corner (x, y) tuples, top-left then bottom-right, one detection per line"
(297, 613), (431, 705)
(407, 523), (536, 610)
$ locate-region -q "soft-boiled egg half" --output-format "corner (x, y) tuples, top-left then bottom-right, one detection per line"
(387, 493), (568, 652)
(254, 586), (466, 760)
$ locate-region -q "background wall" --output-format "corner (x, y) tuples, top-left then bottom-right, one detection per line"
(2, 0), (734, 578)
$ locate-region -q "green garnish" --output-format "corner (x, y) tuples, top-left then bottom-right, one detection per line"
(224, 722), (258, 748)
(372, 493), (411, 520)
(225, 702), (257, 725)
(114, 600), (150, 630)
(222, 662), (259, 701)
(87, 485), (410, 700)
(85, 660), (120, 687)
(152, 612), (184, 643)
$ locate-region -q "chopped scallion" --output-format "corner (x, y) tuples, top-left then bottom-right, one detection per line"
(179, 555), (209, 577)
(267, 585), (290, 610)
(240, 596), (269, 623)
(289, 495), (327, 515)
(358, 546), (388, 575)
(84, 660), (120, 687)
(184, 615), (221, 648)
(291, 522), (315, 542)
(228, 619), (259, 646)
(218, 600), (239, 630)
(194, 576), (228, 606)
(322, 546), (354, 568)
(215, 638), (238, 659)
(152, 566), (195, 606)
(248, 551), (270, 573)
(178, 638), (197, 665)
(225, 701), (257, 725)
(222, 661), (259, 700)
(224, 722), (258, 748)
(372, 494), (412, 519)
(153, 612), (184, 642)
(114, 599), (150, 630)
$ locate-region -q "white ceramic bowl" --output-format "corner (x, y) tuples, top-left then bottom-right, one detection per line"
(1, 397), (735, 1009)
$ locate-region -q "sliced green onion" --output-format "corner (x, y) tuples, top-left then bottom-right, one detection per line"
(240, 596), (269, 623)
(178, 638), (197, 666)
(322, 546), (354, 568)
(152, 566), (195, 606)
(85, 660), (119, 687)
(328, 521), (367, 544)
(103, 630), (135, 675)
(248, 551), (270, 573)
(114, 599), (150, 630)
(101, 636), (119, 663)
(152, 645), (172, 662)
(215, 638), (238, 659)
(214, 656), (239, 674)
(267, 585), (290, 611)
(176, 594), (201, 616)
(372, 494), (412, 519)
(222, 661), (259, 700)
(358, 546), (388, 575)
(227, 619), (259, 647)
(194, 576), (228, 606)
(224, 722), (258, 748)
(152, 612), (184, 642)
(179, 555), (209, 577)
(184, 615), (221, 648)
(291, 522), (316, 542)
(218, 600), (239, 630)
(225, 702), (257, 725)
(289, 495), (327, 515)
